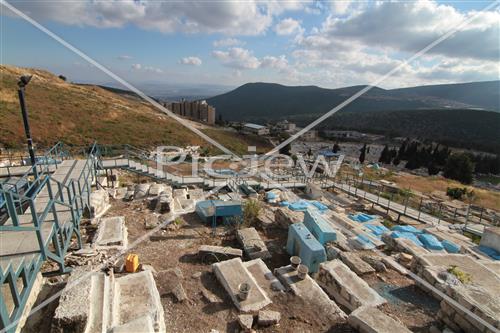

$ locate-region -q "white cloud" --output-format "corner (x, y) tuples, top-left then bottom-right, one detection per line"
(212, 47), (261, 69)
(274, 18), (303, 35)
(330, 0), (353, 15)
(131, 63), (163, 73)
(180, 56), (202, 66)
(6, 0), (280, 35)
(213, 38), (245, 47)
(321, 0), (500, 61)
(261, 55), (289, 70)
(117, 55), (133, 60)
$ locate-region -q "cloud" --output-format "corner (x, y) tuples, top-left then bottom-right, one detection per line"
(212, 47), (261, 69)
(261, 55), (289, 70)
(213, 38), (245, 47)
(180, 56), (202, 66)
(274, 18), (303, 35)
(321, 0), (500, 61)
(131, 63), (163, 73)
(5, 0), (293, 35)
(330, 0), (353, 15)
(117, 55), (133, 60)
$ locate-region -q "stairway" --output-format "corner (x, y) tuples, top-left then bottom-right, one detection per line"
(0, 144), (98, 333)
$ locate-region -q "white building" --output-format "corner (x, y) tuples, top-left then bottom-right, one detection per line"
(243, 123), (270, 136)
(276, 120), (296, 132)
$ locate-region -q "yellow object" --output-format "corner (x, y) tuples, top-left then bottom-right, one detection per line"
(125, 254), (139, 273)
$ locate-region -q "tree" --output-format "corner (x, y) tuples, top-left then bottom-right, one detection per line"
(332, 143), (340, 153)
(379, 145), (390, 164)
(444, 153), (474, 184)
(359, 144), (367, 164)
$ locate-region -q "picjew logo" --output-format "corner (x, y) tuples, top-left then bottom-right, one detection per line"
(154, 145), (344, 181)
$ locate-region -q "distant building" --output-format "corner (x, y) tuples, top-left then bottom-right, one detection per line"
(276, 120), (296, 132)
(165, 99), (216, 125)
(242, 123), (270, 136)
(301, 130), (318, 141)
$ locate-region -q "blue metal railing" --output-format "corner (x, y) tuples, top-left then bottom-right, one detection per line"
(0, 142), (98, 333)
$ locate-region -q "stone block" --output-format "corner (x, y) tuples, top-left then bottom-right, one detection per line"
(212, 258), (271, 312)
(316, 260), (386, 311)
(258, 310), (280, 327)
(236, 227), (271, 260)
(348, 306), (412, 333)
(339, 252), (376, 276)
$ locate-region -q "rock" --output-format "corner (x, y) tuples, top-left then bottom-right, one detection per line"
(361, 255), (387, 273)
(274, 207), (303, 229)
(134, 183), (151, 199)
(238, 314), (254, 332)
(339, 252), (376, 275)
(257, 310), (280, 327)
(191, 272), (202, 279)
(88, 189), (110, 217)
(172, 283), (187, 302)
(200, 287), (220, 303)
(257, 207), (275, 229)
(141, 264), (157, 274)
(325, 243), (342, 260)
(149, 183), (166, 196)
(144, 215), (159, 229)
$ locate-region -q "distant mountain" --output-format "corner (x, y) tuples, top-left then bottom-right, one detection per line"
(207, 81), (500, 153)
(207, 81), (499, 124)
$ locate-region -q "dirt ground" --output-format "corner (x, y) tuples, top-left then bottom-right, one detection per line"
(106, 198), (351, 333)
(25, 192), (443, 333)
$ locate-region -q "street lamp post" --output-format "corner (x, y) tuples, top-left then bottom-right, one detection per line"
(17, 75), (38, 177)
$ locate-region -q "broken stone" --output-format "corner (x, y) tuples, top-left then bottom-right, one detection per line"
(88, 189), (110, 217)
(191, 272), (202, 279)
(144, 215), (159, 229)
(134, 183), (150, 199)
(141, 264), (157, 274)
(258, 310), (280, 327)
(274, 207), (304, 229)
(236, 227), (270, 260)
(325, 243), (342, 260)
(348, 306), (412, 333)
(238, 314), (254, 332)
(339, 252), (375, 275)
(172, 283), (187, 302)
(200, 287), (220, 303)
(199, 245), (242, 263)
(361, 255), (387, 273)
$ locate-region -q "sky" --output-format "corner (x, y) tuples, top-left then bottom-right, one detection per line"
(1, 0), (499, 90)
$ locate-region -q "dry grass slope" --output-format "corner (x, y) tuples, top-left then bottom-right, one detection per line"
(0, 65), (270, 155)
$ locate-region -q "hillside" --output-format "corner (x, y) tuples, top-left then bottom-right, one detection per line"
(322, 109), (500, 153)
(207, 81), (500, 152)
(0, 65), (270, 154)
(207, 81), (499, 124)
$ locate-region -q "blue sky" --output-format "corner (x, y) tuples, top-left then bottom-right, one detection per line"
(1, 0), (499, 89)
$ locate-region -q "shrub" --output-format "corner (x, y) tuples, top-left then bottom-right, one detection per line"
(446, 187), (468, 200)
(243, 199), (261, 227)
(448, 265), (472, 284)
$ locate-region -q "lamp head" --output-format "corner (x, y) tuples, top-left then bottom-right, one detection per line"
(18, 75), (33, 88)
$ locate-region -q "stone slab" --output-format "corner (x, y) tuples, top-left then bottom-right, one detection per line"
(339, 252), (376, 276)
(52, 268), (93, 333)
(316, 260), (386, 311)
(274, 265), (346, 320)
(111, 270), (166, 333)
(348, 306), (412, 333)
(243, 258), (285, 294)
(236, 227), (271, 260)
(199, 245), (242, 261)
(110, 315), (155, 333)
(212, 258), (271, 312)
(93, 216), (128, 250)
